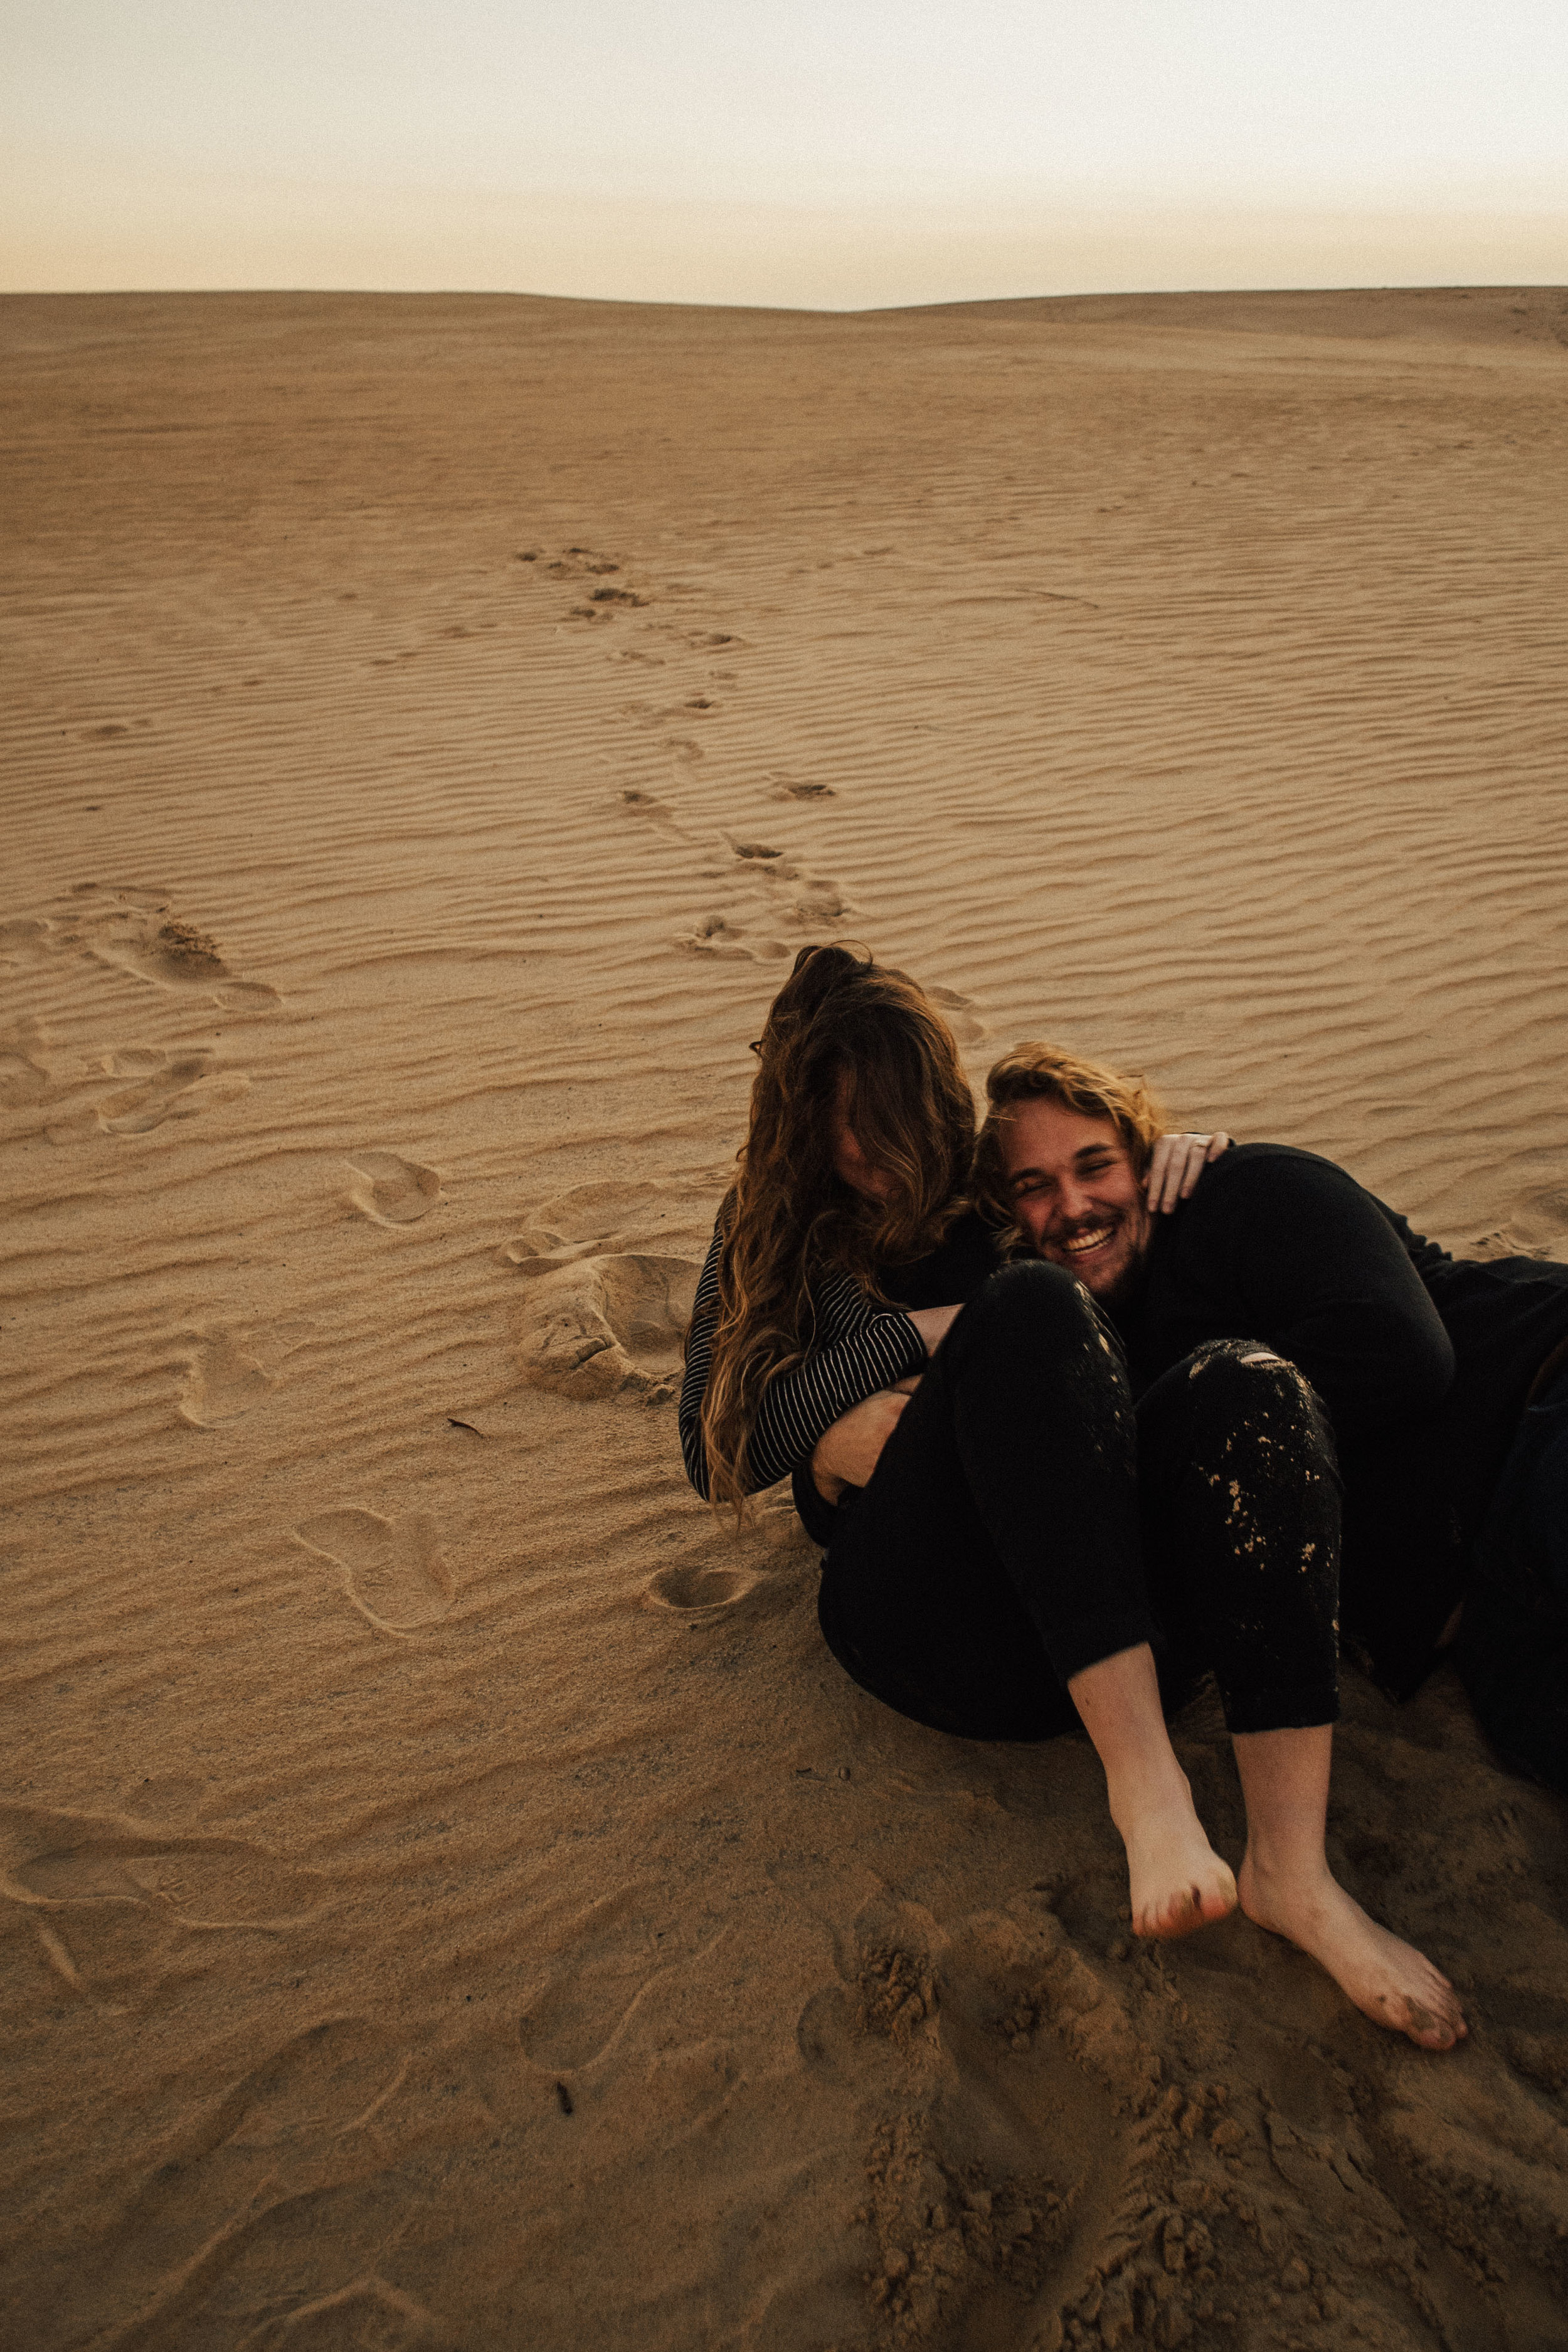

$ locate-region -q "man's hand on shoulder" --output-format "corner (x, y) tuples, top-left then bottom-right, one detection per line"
(1159, 1140), (1457, 1431)
(1145, 1131), (1232, 1216)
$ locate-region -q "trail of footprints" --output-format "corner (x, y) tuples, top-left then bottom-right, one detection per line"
(515, 538), (953, 969)
(548, 539), (985, 1005)
(522, 538), (861, 961)
(502, 1172), (813, 1615)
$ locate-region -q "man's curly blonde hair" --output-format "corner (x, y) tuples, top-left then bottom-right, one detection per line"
(973, 1041), (1168, 1242)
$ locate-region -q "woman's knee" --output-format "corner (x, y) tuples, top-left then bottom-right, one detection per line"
(957, 1259), (1107, 1353)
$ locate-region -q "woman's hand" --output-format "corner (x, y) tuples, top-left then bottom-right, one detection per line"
(1145, 1131), (1231, 1215)
(810, 1384), (916, 1504)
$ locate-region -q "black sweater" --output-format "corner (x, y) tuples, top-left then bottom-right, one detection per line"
(1117, 1143), (1568, 1694)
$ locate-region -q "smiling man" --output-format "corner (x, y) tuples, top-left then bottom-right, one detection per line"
(993, 1078), (1153, 1306)
(963, 1034), (1568, 2047)
(978, 1038), (1568, 1785)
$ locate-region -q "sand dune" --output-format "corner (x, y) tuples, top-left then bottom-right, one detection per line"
(3, 285), (1568, 2351)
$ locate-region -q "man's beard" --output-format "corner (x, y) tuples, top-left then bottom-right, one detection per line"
(1032, 1206), (1152, 1316)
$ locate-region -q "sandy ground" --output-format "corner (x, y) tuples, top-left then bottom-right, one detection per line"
(4, 285), (1568, 2352)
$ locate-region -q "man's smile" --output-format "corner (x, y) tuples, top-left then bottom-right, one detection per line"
(1060, 1222), (1116, 1259)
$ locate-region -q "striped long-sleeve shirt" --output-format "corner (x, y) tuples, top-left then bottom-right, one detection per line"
(678, 1217), (929, 1500)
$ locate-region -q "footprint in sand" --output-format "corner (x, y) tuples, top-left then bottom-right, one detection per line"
(514, 1253), (700, 1402)
(546, 548), (625, 578)
(673, 839), (854, 956)
(0, 1799), (325, 2003)
(509, 1882), (732, 2077)
(788, 876), (852, 927)
(788, 1886), (1145, 2334)
(293, 1507), (453, 1633)
(1505, 1183), (1568, 1261)
(673, 913), (789, 962)
(502, 1172), (724, 1268)
(178, 1322), (313, 1428)
(552, 548), (650, 626)
(0, 1016), (53, 1106)
(346, 1150), (443, 1226)
(80, 716), (154, 741)
(70, 883), (281, 1012)
(236, 2277), (455, 2352)
(642, 1562), (761, 1612)
(41, 1045), (250, 1143)
(3, 1819), (322, 1926)
(924, 984), (989, 1046)
(703, 842), (853, 936)
(726, 836), (795, 874)
(0, 916), (66, 972)
(1467, 1184), (1568, 1264)
(93, 2016), (421, 2339)
(94, 1047), (246, 1136)
(618, 787), (685, 834)
(768, 772), (836, 801)
(4, 1019), (252, 1141)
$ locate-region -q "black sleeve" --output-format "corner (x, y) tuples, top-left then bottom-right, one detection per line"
(677, 1221), (927, 1500)
(1189, 1149), (1456, 1438)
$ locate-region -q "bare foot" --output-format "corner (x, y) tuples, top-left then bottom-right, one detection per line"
(1238, 1854), (1467, 2050)
(1120, 1793), (1239, 1942)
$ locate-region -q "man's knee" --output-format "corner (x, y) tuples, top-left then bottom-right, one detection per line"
(1186, 1339), (1335, 1459)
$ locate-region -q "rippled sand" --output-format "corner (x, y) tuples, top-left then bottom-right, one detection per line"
(4, 287), (1568, 2351)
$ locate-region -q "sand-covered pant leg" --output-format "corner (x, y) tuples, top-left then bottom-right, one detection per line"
(1134, 1340), (1343, 1732)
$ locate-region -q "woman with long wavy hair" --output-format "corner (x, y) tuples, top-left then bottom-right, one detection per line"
(679, 942), (1251, 1952)
(686, 944), (980, 1520)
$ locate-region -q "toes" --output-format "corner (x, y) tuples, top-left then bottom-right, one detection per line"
(1399, 1994), (1467, 2050)
(1143, 1885), (1211, 1942)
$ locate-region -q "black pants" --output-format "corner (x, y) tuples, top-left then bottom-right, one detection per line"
(816, 1261), (1342, 1742)
(1456, 1359), (1568, 1792)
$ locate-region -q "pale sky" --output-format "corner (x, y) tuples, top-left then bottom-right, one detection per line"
(4, 0), (1566, 306)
